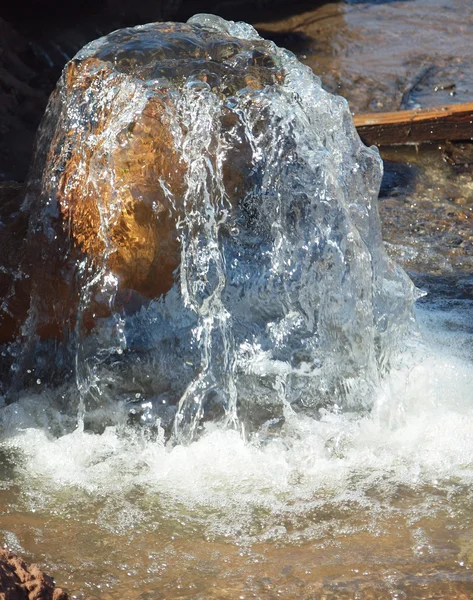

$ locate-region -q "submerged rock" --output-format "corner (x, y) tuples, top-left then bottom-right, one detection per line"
(0, 549), (69, 600)
(9, 15), (417, 439)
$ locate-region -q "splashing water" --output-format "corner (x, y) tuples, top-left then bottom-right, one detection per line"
(8, 14), (417, 442)
(1, 15), (473, 599)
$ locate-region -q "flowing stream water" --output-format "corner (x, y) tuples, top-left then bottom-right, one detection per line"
(1, 7), (473, 600)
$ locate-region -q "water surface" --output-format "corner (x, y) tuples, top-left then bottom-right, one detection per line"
(2, 2), (473, 598)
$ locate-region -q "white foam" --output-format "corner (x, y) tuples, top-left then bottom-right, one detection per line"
(1, 304), (473, 541)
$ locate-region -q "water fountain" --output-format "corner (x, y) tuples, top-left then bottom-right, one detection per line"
(5, 14), (416, 441)
(1, 13), (472, 600)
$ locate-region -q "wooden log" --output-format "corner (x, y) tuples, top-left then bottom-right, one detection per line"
(353, 102), (473, 146)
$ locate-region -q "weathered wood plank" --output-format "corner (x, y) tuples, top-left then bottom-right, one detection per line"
(354, 102), (473, 146)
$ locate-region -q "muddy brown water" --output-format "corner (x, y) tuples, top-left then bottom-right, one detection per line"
(2, 1), (473, 598)
(2, 473), (473, 599)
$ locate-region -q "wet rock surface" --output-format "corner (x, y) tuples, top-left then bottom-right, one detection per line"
(0, 549), (69, 600)
(15, 20), (283, 349)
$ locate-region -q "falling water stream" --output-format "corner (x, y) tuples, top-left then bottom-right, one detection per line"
(1, 9), (473, 600)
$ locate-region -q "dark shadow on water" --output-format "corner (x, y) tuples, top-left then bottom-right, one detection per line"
(202, 0), (415, 23)
(345, 0), (413, 3)
(176, 0), (328, 23)
(255, 29), (315, 53)
(379, 160), (418, 199)
(3, 0), (414, 31)
(411, 273), (473, 306)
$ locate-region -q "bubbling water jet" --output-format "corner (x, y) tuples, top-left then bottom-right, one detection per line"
(8, 14), (418, 442)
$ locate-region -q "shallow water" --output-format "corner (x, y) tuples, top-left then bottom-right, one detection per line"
(2, 3), (473, 599)
(257, 0), (473, 113)
(1, 298), (473, 598)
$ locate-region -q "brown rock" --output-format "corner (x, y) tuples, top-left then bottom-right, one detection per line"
(51, 59), (186, 299)
(18, 21), (284, 344)
(0, 549), (69, 600)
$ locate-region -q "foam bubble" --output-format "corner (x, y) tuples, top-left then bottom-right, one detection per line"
(1, 304), (473, 543)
